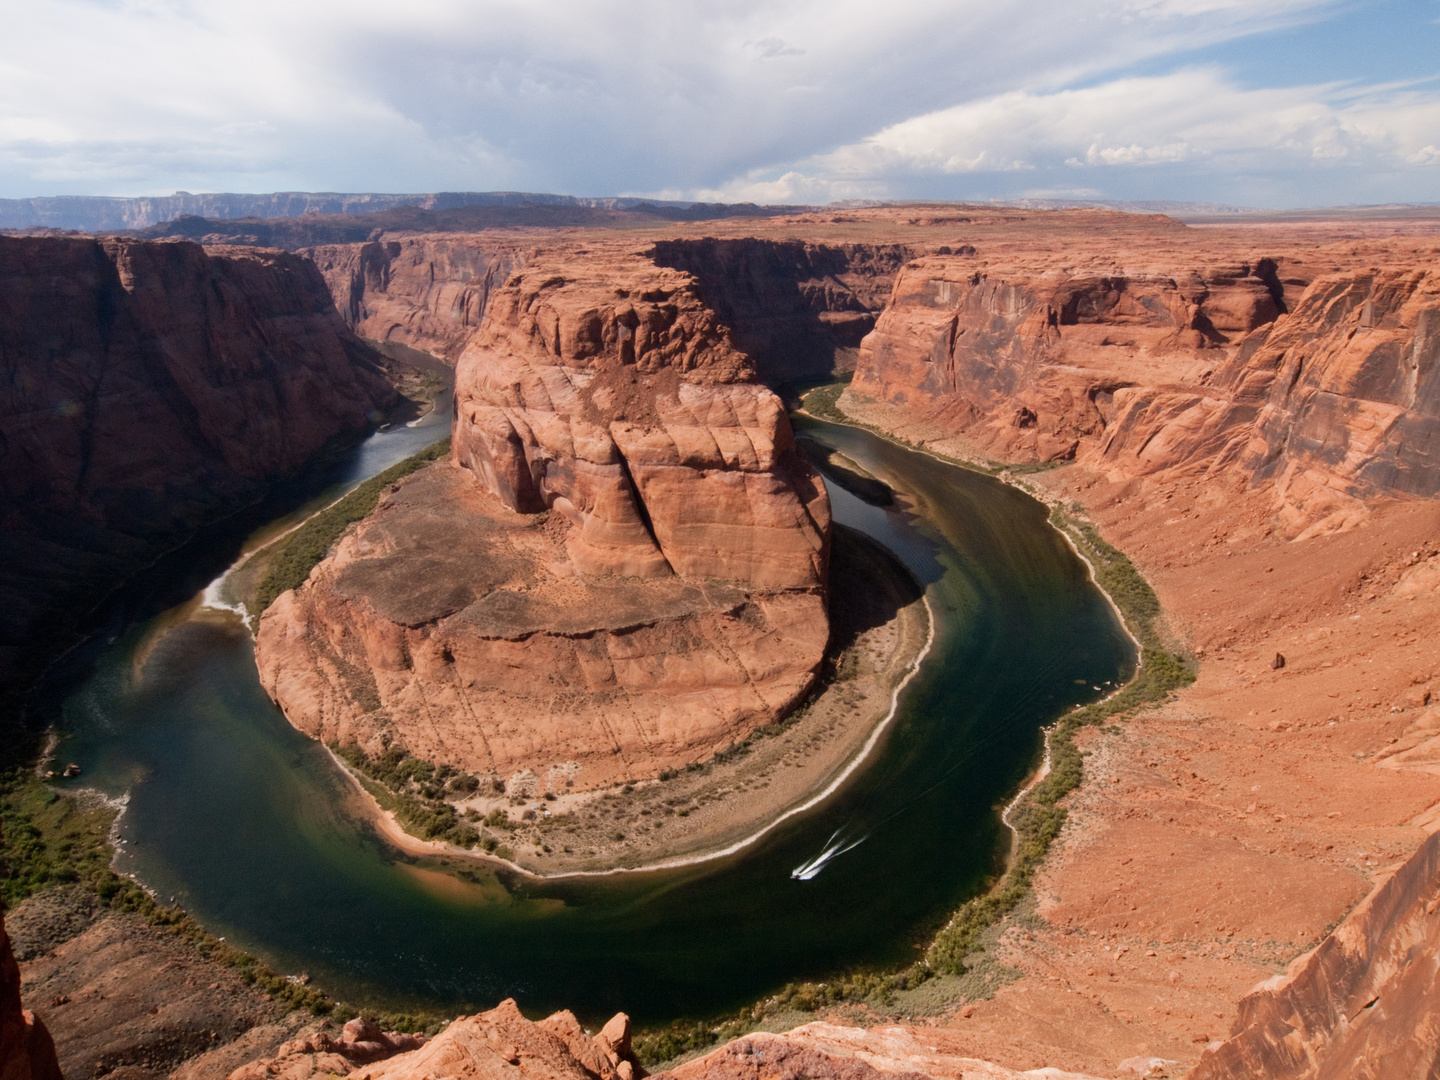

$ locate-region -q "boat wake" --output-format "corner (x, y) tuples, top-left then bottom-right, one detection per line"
(791, 827), (870, 880)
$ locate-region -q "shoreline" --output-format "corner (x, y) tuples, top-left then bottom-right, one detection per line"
(324, 539), (936, 880)
(342, 394), (1142, 885)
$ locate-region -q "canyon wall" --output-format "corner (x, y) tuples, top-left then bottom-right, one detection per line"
(256, 248), (831, 788)
(650, 238), (911, 385)
(304, 237), (528, 362)
(850, 252), (1440, 533)
(1190, 829), (1440, 1079)
(302, 234), (911, 378)
(1, 911), (62, 1080)
(0, 236), (395, 693)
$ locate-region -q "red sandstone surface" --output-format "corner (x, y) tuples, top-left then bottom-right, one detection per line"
(305, 238), (528, 363)
(256, 249), (831, 789)
(18, 207), (1440, 1080)
(252, 209), (1440, 1076)
(1, 910), (62, 1080)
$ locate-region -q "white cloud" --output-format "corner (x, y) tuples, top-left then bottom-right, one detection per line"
(5, 0), (1437, 207)
(697, 68), (1440, 204)
(0, 0), (1351, 197)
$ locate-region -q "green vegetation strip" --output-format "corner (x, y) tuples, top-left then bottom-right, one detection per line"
(0, 768), (440, 1031)
(632, 482), (1195, 1067)
(252, 438), (451, 617)
(331, 743), (522, 858)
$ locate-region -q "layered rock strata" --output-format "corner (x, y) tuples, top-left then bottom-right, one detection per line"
(257, 251), (830, 787)
(0, 236), (395, 691)
(850, 251), (1440, 534)
(851, 255), (1288, 465)
(1099, 266), (1440, 536)
(650, 239), (911, 383)
(1190, 828), (1440, 1079)
(306, 238), (528, 362)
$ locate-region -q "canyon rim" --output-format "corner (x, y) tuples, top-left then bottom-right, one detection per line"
(5, 201), (1440, 1080)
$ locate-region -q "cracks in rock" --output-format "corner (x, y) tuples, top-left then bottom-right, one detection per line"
(610, 441), (675, 575)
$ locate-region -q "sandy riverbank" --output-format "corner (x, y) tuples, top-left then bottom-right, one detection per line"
(329, 523), (932, 878)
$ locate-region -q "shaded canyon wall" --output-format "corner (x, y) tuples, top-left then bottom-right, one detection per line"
(0, 236), (396, 695)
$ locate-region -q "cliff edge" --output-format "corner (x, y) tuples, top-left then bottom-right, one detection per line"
(0, 236), (396, 698)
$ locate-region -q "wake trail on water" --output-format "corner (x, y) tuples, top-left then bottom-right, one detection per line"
(199, 573), (250, 622)
(791, 826), (872, 880)
(789, 654), (1076, 880)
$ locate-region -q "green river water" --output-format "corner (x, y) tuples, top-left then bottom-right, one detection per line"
(43, 407), (1133, 1025)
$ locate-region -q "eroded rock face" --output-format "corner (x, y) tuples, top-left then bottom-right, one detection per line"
(1189, 829), (1440, 1080)
(0, 236), (395, 690)
(306, 237), (528, 362)
(256, 462), (828, 783)
(257, 250), (830, 787)
(328, 1000), (643, 1080)
(650, 239), (912, 383)
(229, 1017), (429, 1080)
(1, 910), (62, 1080)
(852, 256), (1286, 466)
(852, 252), (1440, 535)
(451, 255), (829, 586)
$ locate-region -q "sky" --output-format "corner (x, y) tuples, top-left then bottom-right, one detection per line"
(2, 0), (1438, 207)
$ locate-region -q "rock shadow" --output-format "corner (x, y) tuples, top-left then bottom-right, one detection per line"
(826, 523), (925, 658)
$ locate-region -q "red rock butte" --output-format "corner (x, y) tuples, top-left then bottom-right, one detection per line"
(257, 248), (831, 789)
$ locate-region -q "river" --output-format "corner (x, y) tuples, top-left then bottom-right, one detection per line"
(41, 405), (1133, 1026)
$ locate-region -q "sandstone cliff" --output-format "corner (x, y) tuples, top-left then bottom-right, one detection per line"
(306, 237), (528, 362)
(0, 236), (395, 693)
(851, 254), (1288, 464)
(1, 910), (62, 1080)
(850, 249), (1440, 533)
(257, 250), (830, 790)
(650, 239), (911, 384)
(1189, 828), (1440, 1079)
(1098, 265), (1440, 536)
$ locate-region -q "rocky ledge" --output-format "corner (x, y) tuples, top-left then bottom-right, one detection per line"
(256, 249), (831, 791)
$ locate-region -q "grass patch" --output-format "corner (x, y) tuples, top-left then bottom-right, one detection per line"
(802, 382), (849, 423)
(331, 743), (493, 851)
(252, 438), (450, 618)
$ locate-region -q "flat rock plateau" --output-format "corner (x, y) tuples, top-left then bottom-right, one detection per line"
(10, 205), (1440, 1080)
